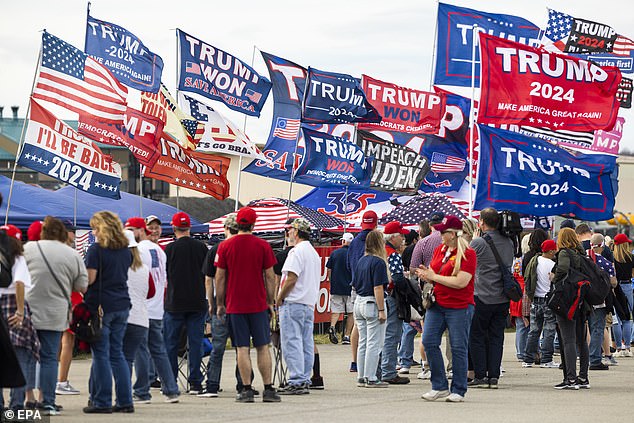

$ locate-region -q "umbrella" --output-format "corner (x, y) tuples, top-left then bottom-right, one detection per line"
(378, 193), (467, 225)
(207, 197), (345, 235)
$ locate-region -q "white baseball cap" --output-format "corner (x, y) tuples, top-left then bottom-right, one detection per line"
(342, 233), (354, 243)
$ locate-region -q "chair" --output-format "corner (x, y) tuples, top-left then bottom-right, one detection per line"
(176, 326), (212, 391)
(270, 315), (288, 388)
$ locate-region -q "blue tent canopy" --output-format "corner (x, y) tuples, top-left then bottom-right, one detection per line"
(0, 176), (208, 234)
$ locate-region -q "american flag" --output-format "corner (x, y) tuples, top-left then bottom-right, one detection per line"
(74, 230), (95, 258)
(185, 61), (201, 75)
(245, 89), (262, 103)
(33, 32), (127, 124)
(377, 193), (467, 225)
(272, 117), (300, 140)
(613, 35), (634, 56)
(430, 152), (466, 174)
(543, 9), (574, 51)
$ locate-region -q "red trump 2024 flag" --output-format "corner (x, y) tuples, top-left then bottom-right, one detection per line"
(477, 33), (622, 132)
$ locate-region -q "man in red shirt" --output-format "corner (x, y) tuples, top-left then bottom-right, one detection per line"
(215, 207), (281, 403)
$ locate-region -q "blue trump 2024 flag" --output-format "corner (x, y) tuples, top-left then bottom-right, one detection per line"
(177, 30), (271, 117)
(294, 128), (372, 187)
(302, 67), (381, 124)
(475, 125), (617, 221)
(434, 3), (540, 87)
(85, 14), (163, 93)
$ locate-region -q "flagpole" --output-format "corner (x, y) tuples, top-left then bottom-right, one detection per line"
(5, 39), (43, 225)
(428, 0), (440, 90)
(467, 24), (478, 219)
(139, 162), (143, 216)
(343, 184), (349, 231)
(74, 188), (77, 228)
(174, 28), (181, 211)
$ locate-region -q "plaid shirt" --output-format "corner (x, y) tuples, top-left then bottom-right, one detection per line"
(410, 231), (442, 269)
(0, 294), (40, 360)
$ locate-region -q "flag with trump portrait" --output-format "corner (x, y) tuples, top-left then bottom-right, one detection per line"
(33, 31), (128, 124)
(177, 29), (271, 117)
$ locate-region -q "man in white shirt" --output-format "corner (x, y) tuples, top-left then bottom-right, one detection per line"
(277, 218), (321, 395)
(125, 217), (180, 403)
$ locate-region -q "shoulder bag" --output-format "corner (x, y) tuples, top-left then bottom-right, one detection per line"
(483, 234), (522, 302)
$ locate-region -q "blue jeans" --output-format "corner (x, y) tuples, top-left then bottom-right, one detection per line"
(524, 298), (557, 364)
(354, 295), (386, 383)
(422, 304), (474, 396)
(134, 319), (180, 398)
(469, 297), (509, 379)
(89, 309), (132, 408)
(615, 282), (633, 347)
(279, 302), (314, 387)
(163, 310), (207, 387)
(397, 322), (417, 368)
(123, 323), (148, 378)
(588, 307), (607, 365)
(515, 317), (529, 361)
(380, 295), (403, 380)
(204, 314), (230, 392)
(4, 347), (36, 410)
(36, 330), (62, 408)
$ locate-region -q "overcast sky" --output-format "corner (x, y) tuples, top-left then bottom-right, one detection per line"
(1, 0), (633, 150)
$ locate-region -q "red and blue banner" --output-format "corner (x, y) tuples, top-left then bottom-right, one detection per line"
(177, 30), (271, 117)
(434, 2), (540, 87)
(85, 14), (163, 93)
(478, 33), (622, 131)
(475, 125), (617, 221)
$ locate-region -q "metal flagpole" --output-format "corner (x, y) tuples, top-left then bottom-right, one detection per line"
(343, 185), (349, 231)
(139, 162), (143, 216)
(5, 39), (44, 224)
(234, 45), (258, 212)
(428, 0), (440, 90)
(174, 28), (181, 212)
(74, 189), (77, 228)
(468, 24), (478, 219)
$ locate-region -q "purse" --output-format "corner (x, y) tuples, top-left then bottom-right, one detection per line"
(483, 234), (523, 302)
(421, 281), (436, 309)
(71, 248), (103, 344)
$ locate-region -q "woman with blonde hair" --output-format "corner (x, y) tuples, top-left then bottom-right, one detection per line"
(611, 233), (633, 357)
(352, 230), (389, 388)
(416, 215), (477, 402)
(551, 227), (589, 389)
(83, 211), (133, 414)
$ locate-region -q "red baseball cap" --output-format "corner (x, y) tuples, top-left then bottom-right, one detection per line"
(171, 212), (191, 229)
(541, 239), (557, 253)
(27, 220), (43, 241)
(361, 210), (378, 230)
(433, 215), (463, 232)
(614, 233), (632, 246)
(1, 224), (22, 241)
(236, 207), (257, 226)
(384, 221), (409, 235)
(125, 217), (151, 235)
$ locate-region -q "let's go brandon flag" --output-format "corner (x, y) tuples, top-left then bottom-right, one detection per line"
(477, 33), (622, 131)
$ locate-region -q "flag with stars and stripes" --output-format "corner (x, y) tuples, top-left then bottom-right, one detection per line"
(378, 193), (466, 225)
(19, 98), (122, 199)
(543, 8), (618, 54)
(542, 9), (574, 52)
(33, 32), (128, 124)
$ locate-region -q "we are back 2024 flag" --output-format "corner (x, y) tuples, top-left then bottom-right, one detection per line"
(478, 33), (622, 131)
(19, 99), (122, 199)
(475, 125), (616, 221)
(85, 14), (163, 93)
(177, 30), (271, 117)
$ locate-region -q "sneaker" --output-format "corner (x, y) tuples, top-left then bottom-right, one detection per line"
(113, 405), (135, 413)
(236, 389), (255, 403)
(349, 362), (358, 373)
(540, 361), (560, 369)
(554, 380), (579, 390)
(25, 401), (38, 409)
(606, 355), (619, 366)
(445, 393), (465, 402)
(278, 385), (309, 395)
(468, 378), (490, 388)
(365, 380), (389, 388)
(522, 362), (533, 368)
(421, 389), (449, 401)
(197, 388), (219, 398)
(150, 379), (162, 389)
(188, 385), (203, 395)
(263, 388), (281, 403)
(39, 404), (61, 416)
(489, 378), (499, 389)
(342, 336), (351, 345)
(383, 375), (410, 385)
(164, 394), (180, 403)
(397, 367), (410, 375)
(412, 360), (421, 367)
(417, 369), (431, 380)
(132, 394), (151, 404)
(357, 377), (367, 387)
(625, 350), (633, 357)
(328, 327), (338, 344)
(56, 380), (80, 395)
(83, 406), (112, 414)
(310, 376), (324, 390)
(576, 378), (590, 389)
(589, 363), (609, 371)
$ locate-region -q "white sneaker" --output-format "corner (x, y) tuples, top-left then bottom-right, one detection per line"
(164, 394), (180, 403)
(521, 362), (532, 368)
(417, 369), (431, 380)
(625, 350), (633, 357)
(422, 389), (449, 401)
(55, 381), (80, 395)
(397, 367), (410, 375)
(445, 393), (464, 402)
(540, 361), (560, 369)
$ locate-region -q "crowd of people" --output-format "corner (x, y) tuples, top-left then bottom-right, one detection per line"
(1, 193), (633, 413)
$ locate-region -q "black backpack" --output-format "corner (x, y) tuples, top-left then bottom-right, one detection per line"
(569, 250), (612, 306)
(497, 210), (523, 258)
